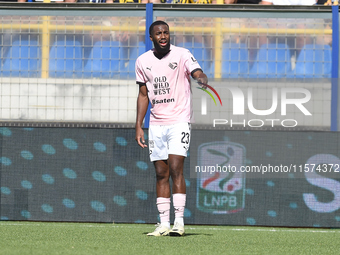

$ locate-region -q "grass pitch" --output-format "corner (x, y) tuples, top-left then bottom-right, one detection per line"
(0, 222), (340, 255)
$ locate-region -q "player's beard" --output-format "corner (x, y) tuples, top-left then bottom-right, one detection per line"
(154, 40), (170, 55)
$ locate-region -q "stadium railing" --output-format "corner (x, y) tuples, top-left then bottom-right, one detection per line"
(0, 3), (337, 130)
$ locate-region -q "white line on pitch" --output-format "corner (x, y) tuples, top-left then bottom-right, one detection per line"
(1, 222), (339, 233)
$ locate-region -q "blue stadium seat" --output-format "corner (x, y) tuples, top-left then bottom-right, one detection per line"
(221, 43), (249, 78)
(49, 40), (82, 78)
(288, 44), (331, 78)
(176, 42), (212, 76)
(248, 43), (291, 78)
(0, 39), (2, 62)
(2, 39), (41, 77)
(81, 41), (121, 79)
(120, 41), (146, 79)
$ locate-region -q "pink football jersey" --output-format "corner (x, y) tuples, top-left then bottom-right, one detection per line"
(135, 44), (202, 125)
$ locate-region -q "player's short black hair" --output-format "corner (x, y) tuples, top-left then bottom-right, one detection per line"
(149, 21), (169, 36)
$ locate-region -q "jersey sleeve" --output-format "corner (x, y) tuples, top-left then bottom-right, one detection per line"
(135, 57), (148, 84)
(183, 49), (203, 74)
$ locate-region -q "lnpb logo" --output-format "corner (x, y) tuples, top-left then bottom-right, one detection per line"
(196, 141), (246, 214)
(197, 82), (222, 115)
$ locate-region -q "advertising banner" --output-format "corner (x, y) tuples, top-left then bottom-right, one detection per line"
(0, 127), (340, 227)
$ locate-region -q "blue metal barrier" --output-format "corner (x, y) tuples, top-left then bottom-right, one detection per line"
(331, 5), (339, 131)
(143, 3), (153, 129)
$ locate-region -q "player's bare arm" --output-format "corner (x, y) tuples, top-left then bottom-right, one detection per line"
(135, 84), (149, 148)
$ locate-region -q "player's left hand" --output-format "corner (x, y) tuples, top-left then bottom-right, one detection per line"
(197, 79), (208, 89)
(194, 71), (208, 89)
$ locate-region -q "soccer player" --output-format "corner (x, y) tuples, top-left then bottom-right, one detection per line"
(135, 20), (208, 236)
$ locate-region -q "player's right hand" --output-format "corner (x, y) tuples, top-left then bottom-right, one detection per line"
(135, 127), (147, 148)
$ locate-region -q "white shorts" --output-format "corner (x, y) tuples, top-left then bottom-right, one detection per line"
(148, 122), (191, 162)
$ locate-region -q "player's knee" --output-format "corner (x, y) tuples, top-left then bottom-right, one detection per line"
(155, 170), (169, 182)
(169, 161), (184, 177)
(169, 168), (184, 180)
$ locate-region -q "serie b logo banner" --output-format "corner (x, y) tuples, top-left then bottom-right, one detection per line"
(196, 141), (246, 214)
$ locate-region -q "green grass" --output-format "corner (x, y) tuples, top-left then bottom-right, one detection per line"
(0, 222), (340, 255)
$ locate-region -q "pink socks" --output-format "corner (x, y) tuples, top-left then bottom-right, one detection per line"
(157, 197), (170, 228)
(157, 194), (186, 227)
(173, 193), (186, 225)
